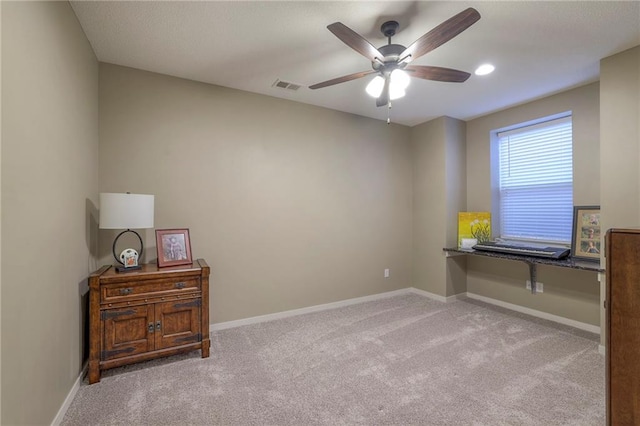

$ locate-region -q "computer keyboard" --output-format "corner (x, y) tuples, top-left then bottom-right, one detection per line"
(472, 241), (570, 259)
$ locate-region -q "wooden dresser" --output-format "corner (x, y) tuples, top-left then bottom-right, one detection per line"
(606, 229), (640, 424)
(88, 259), (210, 384)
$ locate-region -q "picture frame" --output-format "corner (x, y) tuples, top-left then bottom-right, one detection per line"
(571, 206), (601, 261)
(155, 228), (193, 268)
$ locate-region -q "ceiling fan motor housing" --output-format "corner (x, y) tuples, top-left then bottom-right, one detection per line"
(372, 44), (407, 72)
(371, 21), (407, 73)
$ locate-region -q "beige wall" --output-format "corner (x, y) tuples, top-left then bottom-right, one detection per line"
(464, 83), (601, 326)
(1, 2), (99, 425)
(444, 118), (468, 296)
(600, 46), (640, 234)
(600, 46), (640, 344)
(411, 116), (466, 297)
(98, 63), (413, 323)
(412, 118), (446, 295)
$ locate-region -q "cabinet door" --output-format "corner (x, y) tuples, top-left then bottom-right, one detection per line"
(608, 231), (640, 424)
(154, 298), (201, 350)
(102, 305), (153, 361)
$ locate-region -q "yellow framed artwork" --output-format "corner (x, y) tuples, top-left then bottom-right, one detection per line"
(458, 212), (491, 248)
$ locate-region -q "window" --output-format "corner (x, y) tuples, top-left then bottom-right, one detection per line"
(497, 114), (573, 243)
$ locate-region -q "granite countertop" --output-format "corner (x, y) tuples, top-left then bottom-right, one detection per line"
(443, 247), (604, 272)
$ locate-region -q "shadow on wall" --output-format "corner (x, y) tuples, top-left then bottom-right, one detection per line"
(79, 278), (90, 363)
(82, 198), (100, 364)
(86, 198), (99, 271)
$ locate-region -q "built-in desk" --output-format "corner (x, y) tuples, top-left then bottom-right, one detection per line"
(443, 247), (603, 294)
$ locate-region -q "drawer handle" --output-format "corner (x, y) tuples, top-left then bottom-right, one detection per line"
(119, 288), (133, 295)
(148, 322), (155, 333)
(175, 282), (186, 289)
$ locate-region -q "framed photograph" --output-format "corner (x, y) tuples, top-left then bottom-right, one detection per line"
(156, 228), (193, 268)
(571, 206), (601, 261)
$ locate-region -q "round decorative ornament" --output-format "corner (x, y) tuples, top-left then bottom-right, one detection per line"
(120, 248), (139, 268)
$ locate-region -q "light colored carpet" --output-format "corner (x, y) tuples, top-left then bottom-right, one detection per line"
(62, 294), (604, 425)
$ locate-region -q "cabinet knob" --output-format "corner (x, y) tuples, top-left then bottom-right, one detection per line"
(120, 288), (133, 295)
(175, 282), (186, 289)
(148, 322), (154, 333)
(156, 321), (161, 331)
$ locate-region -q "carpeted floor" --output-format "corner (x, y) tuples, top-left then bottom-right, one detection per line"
(62, 294), (605, 425)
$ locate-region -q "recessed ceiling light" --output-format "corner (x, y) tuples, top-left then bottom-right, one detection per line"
(475, 64), (495, 76)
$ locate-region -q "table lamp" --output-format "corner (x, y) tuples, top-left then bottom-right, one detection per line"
(99, 192), (154, 272)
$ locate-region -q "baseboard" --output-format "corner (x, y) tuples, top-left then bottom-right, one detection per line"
(466, 292), (601, 335)
(211, 288), (414, 331)
(51, 362), (87, 426)
(406, 287), (465, 303)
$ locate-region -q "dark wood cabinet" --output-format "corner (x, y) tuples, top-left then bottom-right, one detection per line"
(606, 229), (640, 425)
(89, 259), (210, 384)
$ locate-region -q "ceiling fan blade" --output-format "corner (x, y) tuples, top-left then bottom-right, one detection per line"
(309, 70), (376, 90)
(376, 76), (390, 107)
(405, 65), (471, 83)
(400, 8), (480, 62)
(327, 22), (385, 63)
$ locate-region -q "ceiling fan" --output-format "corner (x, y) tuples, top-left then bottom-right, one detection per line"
(309, 7), (481, 107)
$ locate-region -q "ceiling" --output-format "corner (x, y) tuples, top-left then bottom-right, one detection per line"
(70, 1), (640, 127)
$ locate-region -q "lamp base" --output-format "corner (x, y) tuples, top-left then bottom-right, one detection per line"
(115, 265), (142, 273)
(112, 229), (145, 272)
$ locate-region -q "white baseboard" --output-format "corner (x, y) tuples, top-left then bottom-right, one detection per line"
(211, 288), (414, 331)
(211, 287), (468, 331)
(466, 292), (601, 335)
(51, 363), (87, 426)
(407, 287), (465, 303)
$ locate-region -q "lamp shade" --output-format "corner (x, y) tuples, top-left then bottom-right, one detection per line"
(389, 69), (410, 100)
(365, 75), (385, 98)
(99, 193), (154, 229)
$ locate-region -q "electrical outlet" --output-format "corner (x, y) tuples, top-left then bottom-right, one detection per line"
(526, 280), (544, 293)
(384, 268), (390, 278)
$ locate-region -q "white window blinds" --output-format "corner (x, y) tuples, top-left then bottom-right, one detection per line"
(498, 115), (573, 243)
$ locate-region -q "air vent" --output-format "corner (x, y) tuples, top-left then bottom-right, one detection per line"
(272, 79), (301, 91)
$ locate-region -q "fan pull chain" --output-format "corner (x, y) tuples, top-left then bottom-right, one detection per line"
(387, 101), (392, 124)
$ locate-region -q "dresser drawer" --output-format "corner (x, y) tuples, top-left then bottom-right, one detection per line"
(101, 277), (200, 303)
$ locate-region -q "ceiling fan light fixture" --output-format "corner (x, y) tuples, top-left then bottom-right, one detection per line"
(391, 69), (410, 89)
(389, 69), (410, 100)
(475, 63), (495, 76)
(314, 8), (482, 108)
(366, 75), (385, 98)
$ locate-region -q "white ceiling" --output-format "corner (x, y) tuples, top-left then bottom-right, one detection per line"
(70, 1), (640, 127)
